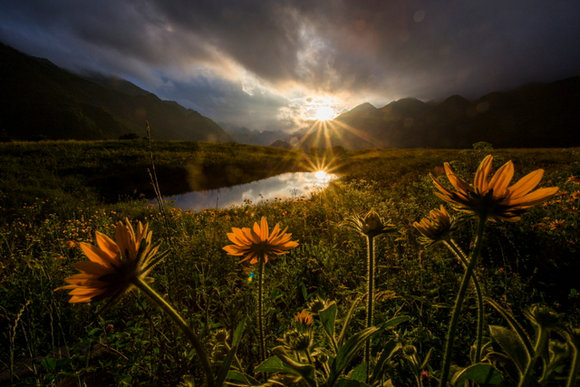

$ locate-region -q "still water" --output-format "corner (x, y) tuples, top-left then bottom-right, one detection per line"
(163, 171), (337, 211)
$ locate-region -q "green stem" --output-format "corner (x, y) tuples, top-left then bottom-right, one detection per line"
(566, 342), (579, 387)
(446, 239), (485, 363)
(257, 258), (266, 362)
(439, 216), (486, 387)
(365, 235), (376, 376)
(519, 327), (549, 387)
(133, 277), (214, 387)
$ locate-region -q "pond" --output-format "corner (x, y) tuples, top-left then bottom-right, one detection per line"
(161, 171), (337, 211)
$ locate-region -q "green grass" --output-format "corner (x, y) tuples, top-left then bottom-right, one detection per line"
(0, 141), (578, 385)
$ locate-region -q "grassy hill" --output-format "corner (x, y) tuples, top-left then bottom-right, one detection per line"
(0, 143), (578, 384)
(0, 44), (231, 142)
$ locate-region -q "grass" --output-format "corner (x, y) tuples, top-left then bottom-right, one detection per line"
(0, 141), (579, 385)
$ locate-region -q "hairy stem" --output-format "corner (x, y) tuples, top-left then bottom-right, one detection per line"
(439, 216), (486, 387)
(445, 239), (485, 363)
(133, 277), (214, 387)
(257, 258), (266, 362)
(365, 235), (376, 376)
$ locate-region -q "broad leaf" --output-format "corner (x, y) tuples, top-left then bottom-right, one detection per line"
(328, 326), (380, 385)
(225, 370), (261, 386)
(380, 316), (409, 330)
(255, 355), (300, 375)
(452, 363), (503, 386)
(347, 362), (367, 382)
(272, 347), (317, 386)
(320, 302), (338, 341)
(334, 379), (369, 386)
(486, 298), (533, 356)
(489, 325), (529, 374)
(370, 340), (399, 382)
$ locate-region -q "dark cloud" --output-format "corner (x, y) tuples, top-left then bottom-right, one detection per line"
(1, 0), (580, 130)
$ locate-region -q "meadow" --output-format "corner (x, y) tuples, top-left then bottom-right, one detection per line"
(0, 140), (579, 386)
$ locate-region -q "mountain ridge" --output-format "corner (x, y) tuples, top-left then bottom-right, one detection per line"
(0, 43), (231, 142)
(296, 77), (580, 149)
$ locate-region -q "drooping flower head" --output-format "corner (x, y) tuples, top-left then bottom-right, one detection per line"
(431, 155), (559, 221)
(223, 217), (298, 264)
(56, 219), (164, 303)
(413, 205), (455, 245)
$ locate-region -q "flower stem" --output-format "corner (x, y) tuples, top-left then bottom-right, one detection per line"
(439, 216), (486, 387)
(133, 277), (214, 387)
(257, 258), (266, 362)
(445, 239), (485, 363)
(365, 235), (376, 375)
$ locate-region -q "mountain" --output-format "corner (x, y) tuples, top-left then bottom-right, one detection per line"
(220, 124), (282, 146)
(0, 43), (230, 142)
(298, 79), (580, 149)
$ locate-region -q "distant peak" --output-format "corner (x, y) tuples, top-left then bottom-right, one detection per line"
(350, 102), (377, 112)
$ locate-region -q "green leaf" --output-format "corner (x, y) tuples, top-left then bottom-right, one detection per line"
(320, 301), (338, 340)
(380, 316), (409, 330)
(272, 347), (317, 386)
(452, 363), (503, 386)
(486, 298), (533, 356)
(347, 362), (367, 382)
(334, 379), (369, 386)
(329, 326), (380, 385)
(225, 370), (261, 386)
(41, 357), (57, 370)
(255, 355), (299, 375)
(370, 340), (399, 382)
(489, 325), (529, 374)
(338, 296), (363, 346)
(215, 319), (246, 386)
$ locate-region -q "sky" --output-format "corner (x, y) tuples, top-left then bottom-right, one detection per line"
(1, 0), (580, 133)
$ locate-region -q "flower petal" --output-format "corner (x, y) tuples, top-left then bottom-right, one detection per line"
(488, 161), (514, 196)
(473, 155), (493, 193)
(505, 187), (559, 207)
(508, 169), (544, 199)
(95, 232), (120, 258)
(78, 243), (116, 268)
(444, 163), (472, 195)
(260, 217), (269, 240)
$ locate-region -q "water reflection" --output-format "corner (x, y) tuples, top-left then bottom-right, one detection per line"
(164, 171), (337, 211)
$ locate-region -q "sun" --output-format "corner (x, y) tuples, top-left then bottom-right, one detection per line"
(312, 106), (336, 121)
(314, 170), (332, 183)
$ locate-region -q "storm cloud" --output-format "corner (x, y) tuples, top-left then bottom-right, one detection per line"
(1, 0), (580, 131)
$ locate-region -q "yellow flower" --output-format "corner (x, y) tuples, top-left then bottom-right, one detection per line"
(56, 219), (164, 303)
(413, 205), (454, 245)
(223, 217), (298, 264)
(294, 310), (314, 326)
(431, 155), (559, 221)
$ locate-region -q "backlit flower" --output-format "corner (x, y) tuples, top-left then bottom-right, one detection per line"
(56, 219), (164, 303)
(223, 217), (298, 264)
(431, 155), (559, 221)
(344, 209), (397, 237)
(294, 310), (314, 326)
(413, 205), (454, 245)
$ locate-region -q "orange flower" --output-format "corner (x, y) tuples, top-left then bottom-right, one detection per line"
(223, 217), (298, 264)
(413, 205), (454, 245)
(431, 155), (559, 221)
(56, 219), (164, 303)
(294, 310), (314, 326)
